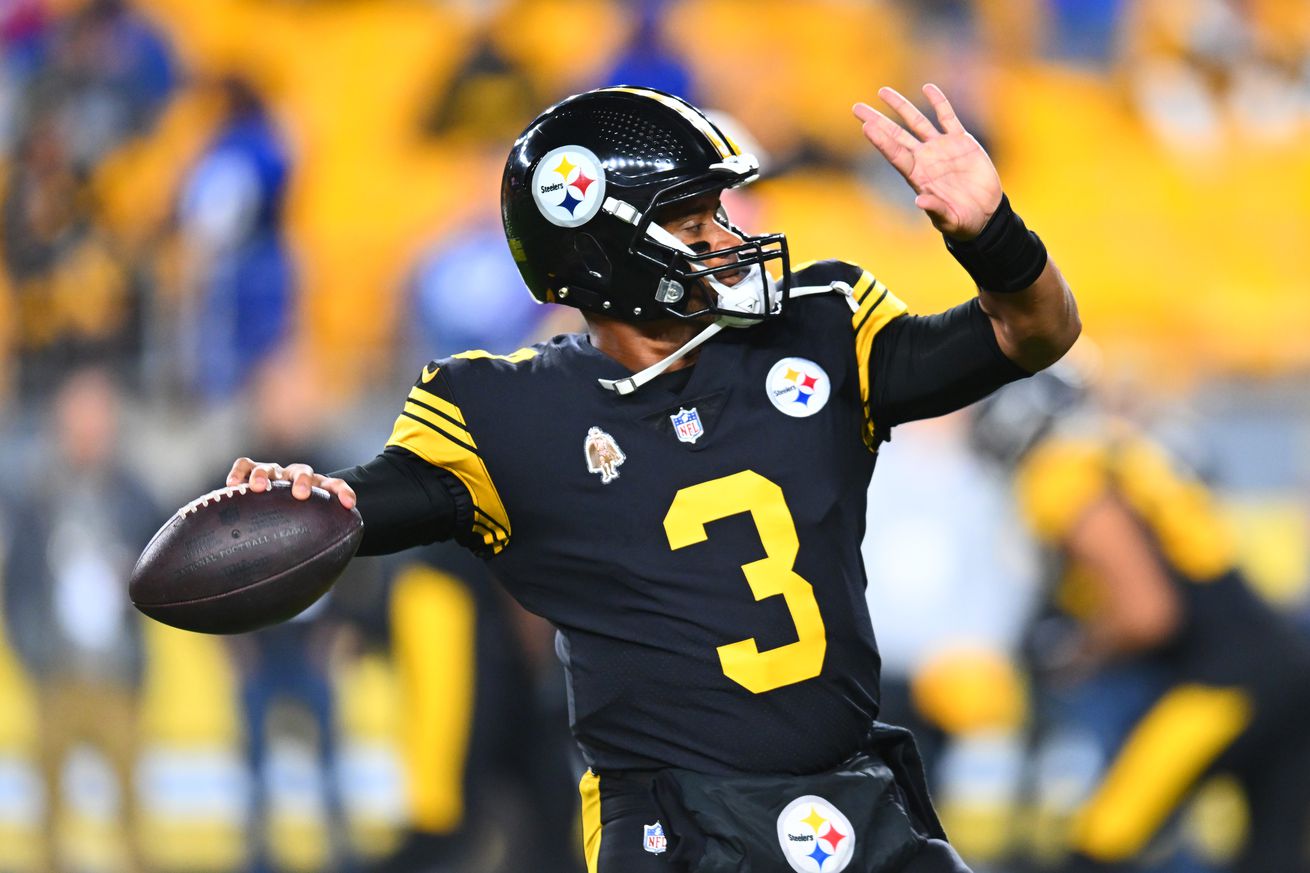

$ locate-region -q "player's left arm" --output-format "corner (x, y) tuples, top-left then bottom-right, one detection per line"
(854, 84), (1080, 372)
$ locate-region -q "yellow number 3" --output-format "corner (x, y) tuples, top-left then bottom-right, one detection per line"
(663, 470), (827, 694)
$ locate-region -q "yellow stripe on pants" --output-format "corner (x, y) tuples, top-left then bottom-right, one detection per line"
(1072, 684), (1252, 861)
(579, 770), (602, 873)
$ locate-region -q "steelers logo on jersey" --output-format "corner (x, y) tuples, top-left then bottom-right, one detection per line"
(766, 357), (831, 418)
(776, 795), (856, 873)
(532, 145), (608, 227)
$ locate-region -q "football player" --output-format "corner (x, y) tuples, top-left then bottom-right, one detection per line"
(971, 368), (1310, 873)
(227, 85), (1080, 873)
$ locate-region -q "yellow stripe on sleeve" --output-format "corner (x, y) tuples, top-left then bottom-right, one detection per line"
(579, 770), (602, 873)
(408, 385), (469, 429)
(1072, 685), (1252, 862)
(451, 347), (539, 365)
(850, 272), (908, 449)
(386, 403), (511, 554)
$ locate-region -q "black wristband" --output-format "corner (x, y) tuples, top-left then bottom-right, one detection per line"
(943, 194), (1048, 294)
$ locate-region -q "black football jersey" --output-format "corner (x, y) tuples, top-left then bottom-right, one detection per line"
(385, 260), (913, 775)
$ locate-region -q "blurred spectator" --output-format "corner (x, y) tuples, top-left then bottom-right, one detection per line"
(0, 0), (48, 152)
(410, 38), (562, 363)
(1046, 0), (1127, 67)
(368, 541), (577, 873)
(2, 109), (135, 398)
(177, 77), (294, 400)
(1119, 0), (1310, 154)
(1, 364), (162, 872)
(36, 0), (174, 172)
(225, 349), (350, 873)
(407, 220), (550, 361)
(603, 0), (695, 100)
(422, 40), (540, 145)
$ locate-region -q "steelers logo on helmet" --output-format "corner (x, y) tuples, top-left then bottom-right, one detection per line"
(531, 145), (608, 228)
(766, 357), (831, 418)
(776, 795), (856, 873)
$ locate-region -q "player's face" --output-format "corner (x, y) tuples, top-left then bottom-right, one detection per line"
(655, 191), (747, 288)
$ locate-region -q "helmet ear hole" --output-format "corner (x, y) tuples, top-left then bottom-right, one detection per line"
(570, 232), (612, 285)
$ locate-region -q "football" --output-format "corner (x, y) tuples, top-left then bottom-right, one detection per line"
(130, 480), (364, 634)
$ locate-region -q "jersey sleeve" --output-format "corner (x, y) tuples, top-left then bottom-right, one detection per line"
(790, 259), (909, 450)
(384, 360), (513, 556)
(868, 300), (1029, 443)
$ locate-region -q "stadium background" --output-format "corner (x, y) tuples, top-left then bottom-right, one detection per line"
(0, 0), (1308, 871)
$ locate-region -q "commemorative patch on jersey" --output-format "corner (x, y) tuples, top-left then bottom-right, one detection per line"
(584, 426), (625, 484)
(642, 821), (668, 855)
(669, 407), (704, 444)
(532, 145), (607, 227)
(776, 796), (855, 873)
(766, 357), (830, 417)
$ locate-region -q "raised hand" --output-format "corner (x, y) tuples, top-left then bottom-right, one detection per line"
(853, 84), (1002, 240)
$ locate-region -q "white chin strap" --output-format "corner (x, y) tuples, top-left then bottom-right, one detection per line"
(598, 319), (726, 395)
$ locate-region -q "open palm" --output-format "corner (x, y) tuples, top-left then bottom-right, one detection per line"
(854, 85), (1002, 240)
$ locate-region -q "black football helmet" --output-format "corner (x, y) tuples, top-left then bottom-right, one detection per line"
(501, 86), (789, 324)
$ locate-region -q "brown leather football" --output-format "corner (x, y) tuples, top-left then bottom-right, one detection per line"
(130, 480), (363, 634)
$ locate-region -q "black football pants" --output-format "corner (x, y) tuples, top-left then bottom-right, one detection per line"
(580, 769), (973, 873)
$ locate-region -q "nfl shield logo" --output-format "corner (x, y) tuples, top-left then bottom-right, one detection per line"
(643, 821), (667, 855)
(670, 407), (704, 444)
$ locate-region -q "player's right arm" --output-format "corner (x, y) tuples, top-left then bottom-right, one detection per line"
(225, 451), (462, 557)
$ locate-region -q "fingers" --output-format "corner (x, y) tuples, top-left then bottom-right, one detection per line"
(876, 86), (940, 141)
(853, 102), (920, 151)
(922, 83), (965, 135)
(224, 459), (353, 507)
(227, 457), (255, 486)
(852, 103), (918, 180)
(247, 462), (285, 493)
(316, 476), (357, 510)
(285, 463), (317, 500)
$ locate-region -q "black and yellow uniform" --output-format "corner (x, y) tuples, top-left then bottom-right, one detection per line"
(1016, 432), (1310, 873)
(340, 259), (1026, 872)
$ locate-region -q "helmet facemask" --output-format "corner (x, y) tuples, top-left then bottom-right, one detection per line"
(600, 156), (790, 328)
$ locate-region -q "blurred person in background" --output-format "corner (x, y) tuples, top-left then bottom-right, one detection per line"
(2, 364), (162, 872)
(1119, 0), (1310, 154)
(971, 366), (1310, 873)
(405, 33), (576, 371)
(32, 0), (174, 172)
(226, 349), (352, 873)
(1, 0), (175, 398)
(177, 76), (293, 401)
(602, 0), (695, 101)
(369, 540), (577, 873)
(2, 109), (135, 398)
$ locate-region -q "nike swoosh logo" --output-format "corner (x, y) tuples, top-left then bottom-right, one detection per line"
(421, 364), (438, 383)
